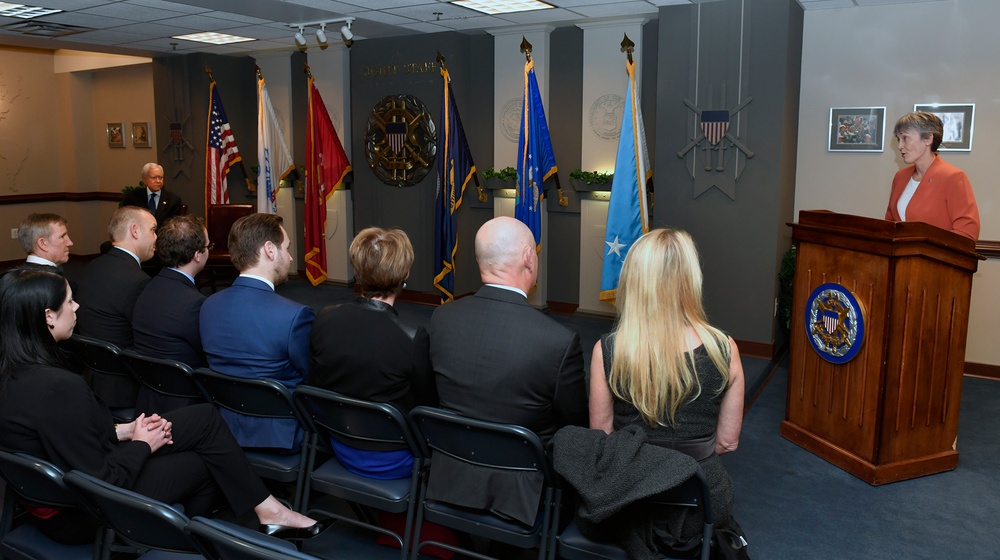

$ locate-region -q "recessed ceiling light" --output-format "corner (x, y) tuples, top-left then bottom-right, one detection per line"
(451, 0), (555, 16)
(172, 32), (256, 45)
(0, 2), (62, 19)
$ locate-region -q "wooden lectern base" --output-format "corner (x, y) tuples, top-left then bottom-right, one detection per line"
(780, 420), (958, 485)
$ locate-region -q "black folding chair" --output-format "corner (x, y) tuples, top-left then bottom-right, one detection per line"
(186, 516), (318, 560)
(293, 386), (427, 560)
(62, 470), (200, 559)
(119, 349), (204, 415)
(191, 368), (309, 512)
(0, 450), (98, 560)
(408, 406), (562, 560)
(556, 466), (714, 560)
(63, 334), (137, 421)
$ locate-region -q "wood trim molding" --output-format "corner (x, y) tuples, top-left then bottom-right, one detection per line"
(965, 362), (1000, 380)
(976, 240), (1000, 259)
(0, 191), (121, 204)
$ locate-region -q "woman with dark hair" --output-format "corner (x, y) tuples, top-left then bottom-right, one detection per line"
(886, 111), (980, 240)
(589, 229), (745, 544)
(0, 267), (321, 543)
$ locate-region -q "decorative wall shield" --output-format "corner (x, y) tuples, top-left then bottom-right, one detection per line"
(364, 94), (436, 187)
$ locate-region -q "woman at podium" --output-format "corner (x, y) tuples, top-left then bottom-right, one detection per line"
(885, 111), (979, 240)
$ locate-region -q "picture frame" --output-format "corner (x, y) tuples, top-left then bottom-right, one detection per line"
(107, 122), (125, 148)
(131, 122), (151, 148)
(913, 103), (974, 151)
(829, 107), (885, 152)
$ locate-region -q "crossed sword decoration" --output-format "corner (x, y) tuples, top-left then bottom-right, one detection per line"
(677, 97), (754, 176)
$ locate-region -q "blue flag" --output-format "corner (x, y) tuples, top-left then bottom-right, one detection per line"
(516, 58), (557, 251)
(600, 58), (651, 302)
(434, 67), (477, 303)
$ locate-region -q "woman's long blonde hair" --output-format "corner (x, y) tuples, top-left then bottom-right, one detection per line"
(608, 228), (731, 427)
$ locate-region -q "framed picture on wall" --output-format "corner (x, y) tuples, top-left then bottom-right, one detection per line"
(829, 107), (885, 152)
(914, 103), (974, 151)
(131, 122), (151, 148)
(107, 122), (125, 148)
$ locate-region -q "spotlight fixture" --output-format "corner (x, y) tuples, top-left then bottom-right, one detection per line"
(316, 24), (328, 49)
(288, 17), (355, 51)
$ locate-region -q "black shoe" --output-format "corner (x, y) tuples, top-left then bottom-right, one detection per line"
(259, 521), (325, 540)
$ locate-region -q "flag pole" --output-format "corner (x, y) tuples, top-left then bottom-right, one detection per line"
(205, 65), (255, 196)
(438, 52), (486, 203)
(518, 38), (567, 207)
(621, 33), (653, 208)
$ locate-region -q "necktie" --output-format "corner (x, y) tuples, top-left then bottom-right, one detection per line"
(148, 193), (157, 213)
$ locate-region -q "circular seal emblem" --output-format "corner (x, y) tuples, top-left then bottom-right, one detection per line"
(805, 283), (865, 364)
(589, 94), (625, 142)
(363, 94), (436, 187)
(500, 97), (522, 143)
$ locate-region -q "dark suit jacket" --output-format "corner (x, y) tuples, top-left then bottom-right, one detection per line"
(76, 248), (151, 349)
(307, 297), (437, 413)
(200, 276), (314, 449)
(133, 268), (206, 368)
(122, 188), (183, 227)
(426, 285), (587, 524)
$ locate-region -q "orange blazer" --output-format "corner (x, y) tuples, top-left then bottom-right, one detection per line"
(885, 155), (980, 240)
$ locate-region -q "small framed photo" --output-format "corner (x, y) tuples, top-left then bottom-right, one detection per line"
(131, 122), (151, 148)
(913, 103), (974, 151)
(107, 122), (125, 148)
(828, 107), (885, 152)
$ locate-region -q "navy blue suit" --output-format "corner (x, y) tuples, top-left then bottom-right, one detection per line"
(200, 276), (314, 449)
(133, 268), (206, 368)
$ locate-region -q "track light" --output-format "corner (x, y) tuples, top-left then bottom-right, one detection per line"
(316, 24), (328, 49)
(340, 21), (353, 42)
(294, 26), (306, 50)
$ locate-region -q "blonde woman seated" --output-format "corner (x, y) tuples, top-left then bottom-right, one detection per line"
(590, 228), (745, 540)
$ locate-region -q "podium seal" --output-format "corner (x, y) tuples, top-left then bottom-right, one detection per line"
(805, 283), (865, 363)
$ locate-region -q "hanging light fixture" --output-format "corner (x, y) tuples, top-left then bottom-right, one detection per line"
(289, 18), (355, 50)
(294, 26), (307, 50)
(316, 23), (328, 49)
(340, 20), (353, 45)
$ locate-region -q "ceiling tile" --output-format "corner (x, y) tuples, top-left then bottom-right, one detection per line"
(570, 2), (659, 17)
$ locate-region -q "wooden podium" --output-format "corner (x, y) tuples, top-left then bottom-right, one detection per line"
(781, 210), (981, 485)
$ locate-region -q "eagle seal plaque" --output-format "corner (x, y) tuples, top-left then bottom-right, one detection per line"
(805, 282), (865, 364)
(364, 94), (437, 187)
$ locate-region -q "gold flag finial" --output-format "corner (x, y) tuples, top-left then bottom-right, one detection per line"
(436, 51), (446, 69)
(520, 36), (532, 61)
(255, 64), (263, 80)
(621, 33), (635, 64)
(205, 65), (215, 84)
(304, 63), (313, 78)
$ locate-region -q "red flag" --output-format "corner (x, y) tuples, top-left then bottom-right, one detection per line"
(304, 76), (351, 286)
(205, 80), (242, 207)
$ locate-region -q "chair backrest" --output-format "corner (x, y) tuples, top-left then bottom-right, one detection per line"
(409, 406), (553, 482)
(293, 385), (426, 455)
(64, 334), (131, 379)
(186, 517), (318, 560)
(62, 470), (195, 553)
(206, 204), (253, 255)
(191, 368), (299, 421)
(119, 349), (202, 401)
(0, 450), (76, 509)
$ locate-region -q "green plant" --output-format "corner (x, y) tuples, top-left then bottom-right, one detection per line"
(119, 180), (146, 206)
(483, 166), (517, 181)
(570, 169), (613, 184)
(777, 245), (796, 334)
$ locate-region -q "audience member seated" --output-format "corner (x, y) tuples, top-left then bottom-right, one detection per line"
(588, 228), (745, 545)
(18, 212), (74, 268)
(75, 206), (157, 350)
(307, 227), (438, 479)
(122, 163), (183, 228)
(426, 216), (588, 526)
(133, 215), (210, 369)
(0, 267), (322, 545)
(200, 213), (314, 451)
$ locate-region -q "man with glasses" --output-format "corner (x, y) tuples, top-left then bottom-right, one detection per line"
(123, 163), (183, 228)
(132, 215), (211, 388)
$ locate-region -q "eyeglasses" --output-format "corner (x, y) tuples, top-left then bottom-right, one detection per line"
(203, 242), (216, 252)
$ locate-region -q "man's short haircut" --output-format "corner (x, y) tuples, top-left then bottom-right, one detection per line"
(17, 213), (66, 254)
(228, 213), (284, 272)
(350, 227), (414, 298)
(156, 215), (207, 268)
(141, 162), (163, 181)
(108, 206), (154, 242)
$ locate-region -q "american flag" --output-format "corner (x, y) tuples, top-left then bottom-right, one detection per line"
(206, 82), (242, 206)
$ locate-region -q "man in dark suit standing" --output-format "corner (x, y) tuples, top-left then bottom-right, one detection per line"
(122, 163), (183, 228)
(74, 206), (158, 406)
(426, 216), (588, 526)
(200, 213), (314, 450)
(133, 215), (210, 368)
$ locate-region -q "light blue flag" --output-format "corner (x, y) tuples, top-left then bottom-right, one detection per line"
(516, 58), (557, 251)
(600, 58), (651, 302)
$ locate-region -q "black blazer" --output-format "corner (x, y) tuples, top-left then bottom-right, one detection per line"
(307, 297), (437, 413)
(76, 248), (151, 349)
(132, 267), (207, 368)
(122, 188), (183, 227)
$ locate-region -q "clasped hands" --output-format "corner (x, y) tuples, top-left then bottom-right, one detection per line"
(116, 413), (174, 453)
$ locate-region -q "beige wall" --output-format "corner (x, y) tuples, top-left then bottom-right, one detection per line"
(795, 0), (999, 365)
(0, 47), (154, 260)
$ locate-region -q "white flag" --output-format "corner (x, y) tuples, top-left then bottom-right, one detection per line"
(257, 75), (294, 214)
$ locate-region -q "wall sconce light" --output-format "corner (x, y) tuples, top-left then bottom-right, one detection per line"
(289, 17), (355, 51)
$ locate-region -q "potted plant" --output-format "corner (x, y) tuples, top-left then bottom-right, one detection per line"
(483, 166), (517, 190)
(120, 181), (146, 206)
(569, 169), (613, 191)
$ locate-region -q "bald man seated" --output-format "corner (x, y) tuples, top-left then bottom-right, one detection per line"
(426, 216), (587, 526)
